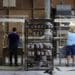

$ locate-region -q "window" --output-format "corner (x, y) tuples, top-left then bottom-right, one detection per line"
(56, 5), (72, 16)
(3, 0), (16, 7)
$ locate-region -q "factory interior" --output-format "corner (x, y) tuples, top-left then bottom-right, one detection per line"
(0, 0), (75, 75)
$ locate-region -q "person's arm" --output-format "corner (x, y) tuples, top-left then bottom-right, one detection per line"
(17, 33), (20, 45)
(7, 34), (10, 48)
(18, 35), (20, 41)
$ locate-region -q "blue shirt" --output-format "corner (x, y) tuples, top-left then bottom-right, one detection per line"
(67, 32), (75, 46)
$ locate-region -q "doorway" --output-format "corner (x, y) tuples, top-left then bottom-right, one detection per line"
(0, 16), (25, 70)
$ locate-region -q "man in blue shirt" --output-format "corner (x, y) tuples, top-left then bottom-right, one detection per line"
(8, 27), (19, 66)
(66, 28), (75, 66)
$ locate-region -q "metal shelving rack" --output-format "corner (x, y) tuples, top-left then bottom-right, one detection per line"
(25, 19), (53, 72)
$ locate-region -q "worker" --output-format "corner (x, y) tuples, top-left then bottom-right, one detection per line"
(66, 27), (75, 66)
(8, 27), (19, 66)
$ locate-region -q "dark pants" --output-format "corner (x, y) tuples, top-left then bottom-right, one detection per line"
(9, 48), (18, 65)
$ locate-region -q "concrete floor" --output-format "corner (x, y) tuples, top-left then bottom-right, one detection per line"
(54, 67), (75, 75)
(0, 58), (74, 75)
(0, 67), (75, 75)
(0, 71), (50, 75)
